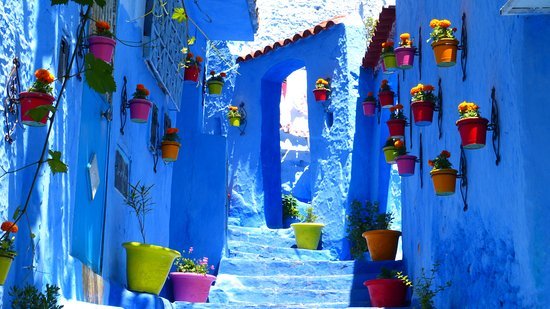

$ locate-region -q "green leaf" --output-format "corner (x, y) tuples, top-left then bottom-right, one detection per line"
(187, 36), (196, 46)
(72, 0), (93, 5)
(30, 233), (36, 239)
(172, 8), (187, 23)
(84, 53), (117, 94)
(47, 150), (68, 174)
(51, 0), (69, 4)
(12, 207), (21, 221)
(93, 0), (106, 6)
(25, 105), (56, 122)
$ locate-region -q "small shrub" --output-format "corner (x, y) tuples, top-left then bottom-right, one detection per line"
(9, 284), (63, 309)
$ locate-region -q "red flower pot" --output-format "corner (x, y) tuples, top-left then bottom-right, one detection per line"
(313, 89), (330, 102)
(364, 278), (408, 307)
(362, 101), (376, 116)
(88, 35), (116, 63)
(396, 155), (417, 176)
(386, 119), (406, 138)
(395, 46), (416, 69)
(184, 66), (200, 82)
(378, 91), (394, 108)
(410, 101), (435, 126)
(456, 117), (489, 149)
(19, 91), (55, 126)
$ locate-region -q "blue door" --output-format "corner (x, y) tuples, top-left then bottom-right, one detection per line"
(71, 86), (111, 274)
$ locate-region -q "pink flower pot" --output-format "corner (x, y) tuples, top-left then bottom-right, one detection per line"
(170, 272), (216, 302)
(88, 35), (116, 63)
(396, 155), (417, 176)
(129, 98), (152, 123)
(19, 91), (55, 126)
(386, 119), (406, 138)
(394, 46), (416, 69)
(362, 101), (376, 116)
(378, 91), (394, 108)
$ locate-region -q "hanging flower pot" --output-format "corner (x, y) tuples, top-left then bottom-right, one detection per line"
(291, 222), (324, 250)
(395, 34), (415, 69)
(429, 19), (459, 67)
(183, 52), (203, 82)
(0, 221), (18, 285)
(362, 230), (401, 261)
(410, 101), (435, 126)
(382, 146), (398, 164)
(395, 155), (417, 176)
(456, 101), (489, 149)
(378, 79), (394, 108)
(380, 41), (397, 72)
(170, 272), (216, 302)
(0, 254), (14, 285)
(362, 92), (377, 116)
(206, 71), (226, 96)
(313, 78), (331, 102)
(161, 128), (181, 162)
(88, 21), (116, 63)
(364, 279), (408, 307)
(386, 119), (406, 138)
(19, 92), (55, 126)
(129, 98), (152, 123)
(228, 105), (242, 127)
(428, 150), (457, 196)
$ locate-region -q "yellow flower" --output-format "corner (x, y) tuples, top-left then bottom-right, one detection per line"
(430, 19), (439, 28)
(439, 19), (451, 28)
(400, 33), (410, 40)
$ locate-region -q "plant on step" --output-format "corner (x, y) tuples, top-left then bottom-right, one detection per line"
(364, 267), (409, 307)
(170, 247), (217, 302)
(9, 284), (63, 309)
(428, 19), (457, 43)
(125, 181), (154, 243)
(396, 263), (452, 309)
(282, 194), (300, 220)
(299, 206), (318, 223)
(378, 267), (400, 279)
(346, 200), (391, 259)
(174, 247), (215, 275)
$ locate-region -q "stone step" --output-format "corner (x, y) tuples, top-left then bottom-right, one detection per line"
(173, 301), (380, 308)
(218, 258), (403, 277)
(227, 240), (336, 261)
(227, 225), (296, 247)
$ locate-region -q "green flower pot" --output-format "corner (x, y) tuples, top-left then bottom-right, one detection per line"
(207, 80), (224, 96)
(291, 223), (324, 250)
(382, 146), (399, 164)
(382, 53), (397, 71)
(122, 242), (180, 295)
(0, 254), (14, 285)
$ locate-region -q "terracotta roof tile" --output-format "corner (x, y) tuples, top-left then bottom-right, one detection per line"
(236, 16), (346, 63)
(362, 6), (396, 69)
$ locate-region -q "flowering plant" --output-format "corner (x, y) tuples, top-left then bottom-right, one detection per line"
(315, 78), (330, 91)
(428, 150), (452, 170)
(163, 128), (180, 142)
(393, 139), (407, 156)
(410, 83), (436, 102)
(227, 105), (241, 119)
(379, 79), (392, 93)
(94, 20), (113, 38)
(183, 52), (203, 68)
(174, 247), (215, 275)
(208, 71), (227, 83)
(364, 92), (376, 102)
(399, 33), (413, 47)
(132, 84), (150, 99)
(429, 19), (457, 43)
(0, 221), (18, 257)
(29, 69), (55, 95)
(389, 104), (406, 120)
(381, 41), (394, 54)
(458, 101), (481, 119)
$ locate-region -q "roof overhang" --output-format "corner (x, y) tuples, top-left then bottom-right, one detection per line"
(500, 0), (550, 15)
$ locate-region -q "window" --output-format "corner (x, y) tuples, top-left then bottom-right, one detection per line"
(57, 37), (70, 82)
(114, 148), (129, 198)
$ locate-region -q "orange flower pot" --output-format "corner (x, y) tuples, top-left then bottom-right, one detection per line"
(362, 230), (401, 261)
(430, 168), (458, 196)
(161, 141), (181, 162)
(431, 38), (459, 67)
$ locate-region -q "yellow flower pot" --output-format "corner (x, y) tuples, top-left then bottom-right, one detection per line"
(161, 141), (181, 162)
(0, 254), (14, 285)
(229, 117), (241, 127)
(291, 223), (324, 250)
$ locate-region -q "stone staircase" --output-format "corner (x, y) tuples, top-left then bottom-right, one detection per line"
(175, 225), (403, 308)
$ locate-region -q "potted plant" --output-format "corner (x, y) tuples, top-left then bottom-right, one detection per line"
(382, 137), (401, 164)
(396, 263), (452, 309)
(206, 71), (226, 96)
(361, 210), (401, 261)
(122, 182), (180, 295)
(394, 33), (416, 69)
(291, 206), (324, 250)
(378, 80), (394, 108)
(170, 247), (216, 302)
(364, 268), (408, 307)
(346, 200), (381, 259)
(282, 194), (300, 228)
(129, 84), (153, 123)
(410, 83), (437, 126)
(0, 221), (18, 285)
(428, 150), (457, 196)
(88, 20), (116, 63)
(19, 69), (55, 126)
(428, 19), (459, 67)
(380, 41), (397, 72)
(387, 104), (407, 138)
(9, 284), (63, 308)
(182, 52), (203, 82)
(227, 105), (241, 127)
(394, 140), (417, 177)
(362, 92), (377, 116)
(161, 128), (181, 162)
(456, 101), (489, 149)
(312, 78), (330, 102)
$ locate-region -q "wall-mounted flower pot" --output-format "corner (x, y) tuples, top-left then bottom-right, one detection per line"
(430, 168), (458, 196)
(386, 119), (406, 138)
(381, 53), (397, 71)
(207, 80), (224, 96)
(378, 91), (394, 109)
(19, 91), (55, 126)
(394, 46), (416, 69)
(456, 117), (489, 149)
(129, 98), (152, 123)
(184, 66), (200, 82)
(431, 38), (459, 67)
(382, 146), (399, 164)
(395, 155), (417, 176)
(229, 117), (241, 127)
(410, 101), (435, 126)
(170, 272), (216, 302)
(161, 141), (181, 162)
(291, 223), (324, 250)
(88, 35), (116, 63)
(313, 89), (330, 102)
(362, 101), (376, 116)
(362, 230), (401, 261)
(364, 279), (408, 307)
(0, 254), (14, 285)
(122, 242), (180, 295)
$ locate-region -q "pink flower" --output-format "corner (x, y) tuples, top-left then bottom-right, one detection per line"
(210, 265), (215, 270)
(189, 247), (194, 253)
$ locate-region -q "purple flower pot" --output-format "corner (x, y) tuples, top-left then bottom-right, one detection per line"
(170, 272), (216, 302)
(395, 155), (417, 176)
(394, 46), (416, 69)
(362, 101), (376, 116)
(88, 35), (116, 63)
(129, 98), (152, 123)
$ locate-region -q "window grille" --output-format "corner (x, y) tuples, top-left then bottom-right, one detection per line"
(90, 0), (118, 33)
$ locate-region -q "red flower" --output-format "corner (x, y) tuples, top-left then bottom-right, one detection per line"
(440, 150), (451, 158)
(167, 128), (179, 134)
(220, 72), (227, 78)
(428, 160), (434, 167)
(1, 221), (18, 233)
(210, 70), (216, 76)
(367, 92), (373, 96)
(136, 84), (145, 90)
(95, 20), (110, 31)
